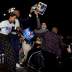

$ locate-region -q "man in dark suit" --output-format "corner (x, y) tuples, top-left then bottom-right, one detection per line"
(42, 30), (64, 72)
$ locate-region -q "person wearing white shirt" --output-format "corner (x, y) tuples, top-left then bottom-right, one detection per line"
(9, 10), (21, 68)
(10, 18), (20, 35)
(0, 13), (16, 72)
(0, 20), (14, 35)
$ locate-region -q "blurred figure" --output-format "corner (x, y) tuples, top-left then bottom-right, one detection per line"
(0, 13), (16, 72)
(22, 39), (31, 63)
(26, 36), (45, 72)
(34, 22), (48, 51)
(52, 26), (64, 40)
(43, 29), (65, 72)
(26, 36), (42, 61)
(8, 9), (21, 68)
(34, 10), (48, 33)
(34, 10), (48, 51)
(13, 9), (21, 30)
(19, 35), (31, 65)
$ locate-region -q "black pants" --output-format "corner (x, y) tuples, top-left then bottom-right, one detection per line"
(42, 50), (57, 72)
(9, 34), (20, 63)
(0, 34), (16, 72)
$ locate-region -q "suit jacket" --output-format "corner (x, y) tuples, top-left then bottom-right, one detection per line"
(44, 31), (64, 56)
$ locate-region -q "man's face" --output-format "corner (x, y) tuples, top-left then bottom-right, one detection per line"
(41, 23), (47, 30)
(9, 16), (16, 23)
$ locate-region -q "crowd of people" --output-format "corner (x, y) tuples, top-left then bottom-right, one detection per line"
(0, 6), (72, 72)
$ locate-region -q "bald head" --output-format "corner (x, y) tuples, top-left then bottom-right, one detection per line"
(14, 10), (20, 18)
(52, 27), (58, 34)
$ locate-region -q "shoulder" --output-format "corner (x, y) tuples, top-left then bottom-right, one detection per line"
(45, 31), (56, 39)
(45, 31), (51, 35)
(15, 19), (19, 23)
(15, 19), (18, 21)
(1, 20), (8, 24)
(15, 19), (20, 25)
(1, 20), (8, 23)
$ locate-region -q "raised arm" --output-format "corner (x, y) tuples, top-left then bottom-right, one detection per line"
(34, 10), (41, 29)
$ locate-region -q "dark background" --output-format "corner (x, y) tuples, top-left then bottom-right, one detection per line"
(0, 0), (70, 36)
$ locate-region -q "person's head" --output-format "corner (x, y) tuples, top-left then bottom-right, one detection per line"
(52, 27), (58, 34)
(41, 22), (47, 30)
(13, 10), (20, 18)
(8, 13), (16, 23)
(34, 36), (42, 48)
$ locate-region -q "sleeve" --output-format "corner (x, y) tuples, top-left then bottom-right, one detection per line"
(15, 19), (20, 30)
(0, 21), (7, 28)
(36, 16), (41, 29)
